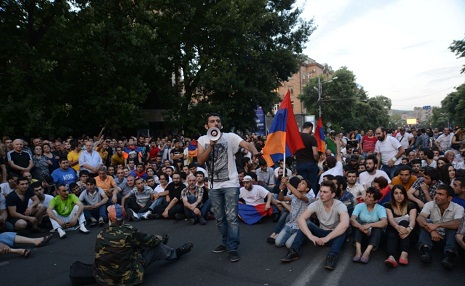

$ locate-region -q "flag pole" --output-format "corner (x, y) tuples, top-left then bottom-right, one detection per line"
(283, 129), (287, 177)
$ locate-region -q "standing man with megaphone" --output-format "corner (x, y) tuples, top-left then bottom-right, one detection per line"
(197, 113), (259, 262)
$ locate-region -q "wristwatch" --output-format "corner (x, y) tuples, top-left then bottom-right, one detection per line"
(407, 226), (413, 231)
(392, 157), (397, 161)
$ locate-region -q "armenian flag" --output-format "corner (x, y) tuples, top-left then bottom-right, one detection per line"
(314, 117), (326, 153)
(262, 90), (304, 166)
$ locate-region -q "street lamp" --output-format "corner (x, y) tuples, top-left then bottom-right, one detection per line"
(314, 76), (338, 118)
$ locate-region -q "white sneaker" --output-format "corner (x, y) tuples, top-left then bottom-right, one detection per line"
(141, 210), (152, 220)
(79, 224), (90, 234)
(57, 228), (67, 239)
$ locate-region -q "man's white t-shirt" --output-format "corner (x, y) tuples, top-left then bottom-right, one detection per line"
(318, 161), (343, 184)
(239, 185), (269, 206)
(375, 136), (402, 166)
(359, 170), (391, 190)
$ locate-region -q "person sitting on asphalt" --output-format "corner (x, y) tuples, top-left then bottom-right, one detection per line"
(416, 184), (464, 269)
(456, 217), (465, 255)
(350, 187), (388, 264)
(179, 174), (211, 225)
(358, 154), (391, 191)
(95, 166), (121, 199)
(273, 176), (314, 249)
(50, 158), (78, 187)
(156, 172), (185, 220)
(129, 162), (148, 180)
(407, 167), (443, 211)
(0, 231), (52, 258)
(79, 177), (109, 227)
(6, 176), (46, 232)
(238, 175), (276, 225)
(93, 204), (193, 286)
(390, 165), (417, 193)
(383, 184), (417, 268)
(281, 180), (350, 270)
(47, 183), (90, 238)
(121, 177), (155, 221)
(451, 177), (465, 208)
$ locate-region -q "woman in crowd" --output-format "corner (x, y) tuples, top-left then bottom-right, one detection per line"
(439, 163), (456, 186)
(146, 167), (160, 184)
(31, 145), (51, 180)
(372, 176), (391, 205)
(42, 143), (59, 171)
(383, 185), (417, 267)
(436, 157), (450, 170)
(350, 187), (387, 264)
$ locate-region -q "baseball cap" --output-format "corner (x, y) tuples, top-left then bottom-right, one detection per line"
(243, 175), (252, 182)
(107, 204), (126, 222)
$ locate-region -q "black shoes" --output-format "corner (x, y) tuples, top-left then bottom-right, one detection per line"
(175, 213), (186, 220)
(229, 251), (240, 262)
(324, 254), (337, 270)
(441, 251), (456, 269)
(420, 245), (432, 263)
(212, 245), (227, 253)
(176, 242), (193, 259)
(281, 249), (300, 263)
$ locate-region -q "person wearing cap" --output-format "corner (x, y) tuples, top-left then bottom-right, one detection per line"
(47, 183), (90, 238)
(93, 204), (193, 286)
(197, 113), (259, 262)
(238, 175), (276, 225)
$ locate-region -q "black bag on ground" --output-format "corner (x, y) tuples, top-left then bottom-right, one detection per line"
(69, 261), (96, 285)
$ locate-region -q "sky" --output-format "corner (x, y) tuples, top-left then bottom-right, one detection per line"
(296, 0), (465, 110)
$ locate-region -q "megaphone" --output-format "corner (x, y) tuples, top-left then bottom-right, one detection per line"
(207, 127), (222, 141)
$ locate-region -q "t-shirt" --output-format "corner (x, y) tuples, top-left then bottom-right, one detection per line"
(295, 133), (317, 163)
(451, 196), (465, 209)
(0, 194), (6, 210)
(49, 194), (80, 217)
(347, 183), (365, 199)
(307, 199), (347, 230)
(67, 150), (81, 172)
(129, 187), (154, 206)
(395, 132), (413, 150)
(198, 132), (243, 189)
(6, 150), (31, 169)
(319, 161), (344, 184)
(51, 167), (78, 187)
(375, 136), (402, 166)
(390, 175), (417, 191)
(0, 182), (14, 196)
(361, 136), (377, 153)
(79, 188), (106, 205)
(95, 176), (117, 191)
(165, 183), (184, 204)
(239, 185), (269, 206)
(6, 189), (35, 215)
(352, 203), (387, 224)
(28, 194), (54, 208)
(384, 202), (416, 223)
(359, 170), (391, 190)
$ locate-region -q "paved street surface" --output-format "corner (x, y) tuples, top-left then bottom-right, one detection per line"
(1, 218), (463, 286)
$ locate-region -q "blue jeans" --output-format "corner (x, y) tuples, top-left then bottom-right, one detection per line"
(272, 210), (289, 234)
(296, 162), (319, 196)
(149, 197), (166, 211)
(381, 164), (401, 179)
(209, 187), (240, 252)
(275, 225), (298, 248)
(417, 228), (458, 254)
(83, 204), (107, 220)
(184, 196), (212, 221)
(290, 221), (346, 256)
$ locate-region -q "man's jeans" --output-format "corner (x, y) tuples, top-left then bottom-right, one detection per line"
(417, 227), (458, 254)
(296, 161), (319, 196)
(290, 220), (346, 256)
(83, 204), (107, 220)
(381, 164), (401, 179)
(275, 225), (298, 249)
(184, 196), (212, 220)
(209, 187), (240, 252)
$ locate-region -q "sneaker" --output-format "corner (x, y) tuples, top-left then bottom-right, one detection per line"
(175, 213), (186, 220)
(141, 210), (152, 220)
(176, 242), (193, 259)
(441, 251), (456, 269)
(79, 224), (90, 234)
(89, 217), (97, 227)
(420, 246), (432, 263)
(189, 218), (197, 225)
(147, 213), (161, 219)
(281, 249), (300, 263)
(199, 217), (207, 225)
(162, 234), (169, 245)
(212, 245), (227, 253)
(325, 254), (337, 270)
(127, 208), (139, 222)
(57, 228), (67, 239)
(229, 251), (240, 262)
(98, 217), (105, 226)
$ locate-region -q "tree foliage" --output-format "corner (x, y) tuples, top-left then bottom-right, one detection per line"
(449, 35), (465, 74)
(299, 67), (390, 132)
(434, 83), (465, 128)
(0, 0), (313, 138)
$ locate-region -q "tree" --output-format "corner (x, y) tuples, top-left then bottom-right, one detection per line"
(450, 35), (465, 74)
(437, 83), (465, 128)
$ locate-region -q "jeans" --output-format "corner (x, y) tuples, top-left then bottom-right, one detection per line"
(209, 187), (240, 252)
(272, 210), (289, 234)
(381, 164), (401, 179)
(417, 228), (458, 254)
(296, 161), (319, 196)
(149, 197), (166, 211)
(353, 226), (383, 249)
(183, 196), (212, 221)
(275, 225), (298, 249)
(290, 220), (346, 256)
(83, 204), (107, 220)
(142, 243), (177, 268)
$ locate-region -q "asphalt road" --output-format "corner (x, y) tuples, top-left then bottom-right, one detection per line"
(1, 217), (463, 286)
